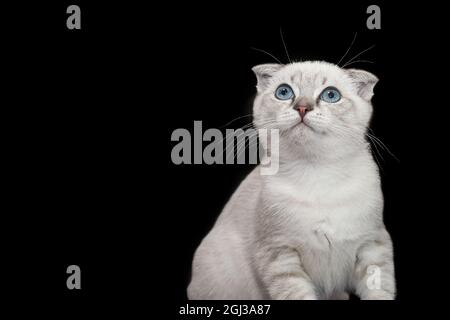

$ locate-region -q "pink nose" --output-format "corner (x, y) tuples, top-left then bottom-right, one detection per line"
(298, 106), (308, 118)
(294, 104), (311, 119)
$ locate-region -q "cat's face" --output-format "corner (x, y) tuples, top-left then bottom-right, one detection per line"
(252, 61), (378, 158)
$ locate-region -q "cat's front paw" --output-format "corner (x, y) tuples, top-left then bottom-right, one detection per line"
(361, 290), (395, 300)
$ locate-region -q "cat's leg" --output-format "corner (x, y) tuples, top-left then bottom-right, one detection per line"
(352, 229), (396, 300)
(189, 226), (264, 299)
(255, 246), (318, 300)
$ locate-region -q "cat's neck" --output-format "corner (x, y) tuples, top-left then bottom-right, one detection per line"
(263, 147), (374, 188)
(277, 140), (371, 165)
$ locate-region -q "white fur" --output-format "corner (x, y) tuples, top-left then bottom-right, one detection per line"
(188, 61), (396, 300)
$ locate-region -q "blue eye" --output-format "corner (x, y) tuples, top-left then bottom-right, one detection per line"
(275, 84), (294, 100)
(320, 87), (341, 103)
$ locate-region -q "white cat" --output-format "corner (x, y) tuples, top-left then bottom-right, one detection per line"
(188, 61), (396, 300)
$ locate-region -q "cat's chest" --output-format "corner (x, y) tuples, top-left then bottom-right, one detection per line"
(264, 178), (376, 246)
(296, 215), (360, 250)
(290, 213), (363, 292)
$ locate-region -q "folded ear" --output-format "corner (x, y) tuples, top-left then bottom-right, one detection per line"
(345, 69), (379, 101)
(252, 64), (283, 92)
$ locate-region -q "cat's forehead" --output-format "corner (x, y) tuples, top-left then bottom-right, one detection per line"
(277, 61), (346, 85)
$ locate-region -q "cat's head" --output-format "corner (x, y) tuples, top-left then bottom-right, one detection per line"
(252, 61), (377, 160)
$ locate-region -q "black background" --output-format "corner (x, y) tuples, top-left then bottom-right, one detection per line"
(3, 0), (445, 317)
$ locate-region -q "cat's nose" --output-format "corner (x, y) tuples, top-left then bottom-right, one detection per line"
(294, 104), (313, 119)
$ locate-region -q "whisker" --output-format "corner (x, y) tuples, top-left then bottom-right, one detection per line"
(219, 114), (254, 128)
(231, 130), (260, 163)
(340, 60), (374, 68)
(218, 118), (281, 159)
(213, 122), (256, 157)
(367, 135), (385, 161)
(279, 27), (292, 64)
(366, 131), (400, 162)
(370, 142), (384, 171)
(336, 32), (358, 66)
(220, 124), (257, 156)
(342, 45), (376, 68)
(250, 47), (283, 64)
(235, 134), (259, 163)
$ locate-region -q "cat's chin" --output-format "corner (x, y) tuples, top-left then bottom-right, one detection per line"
(298, 121), (315, 131)
(281, 123), (315, 148)
(286, 121), (316, 137)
